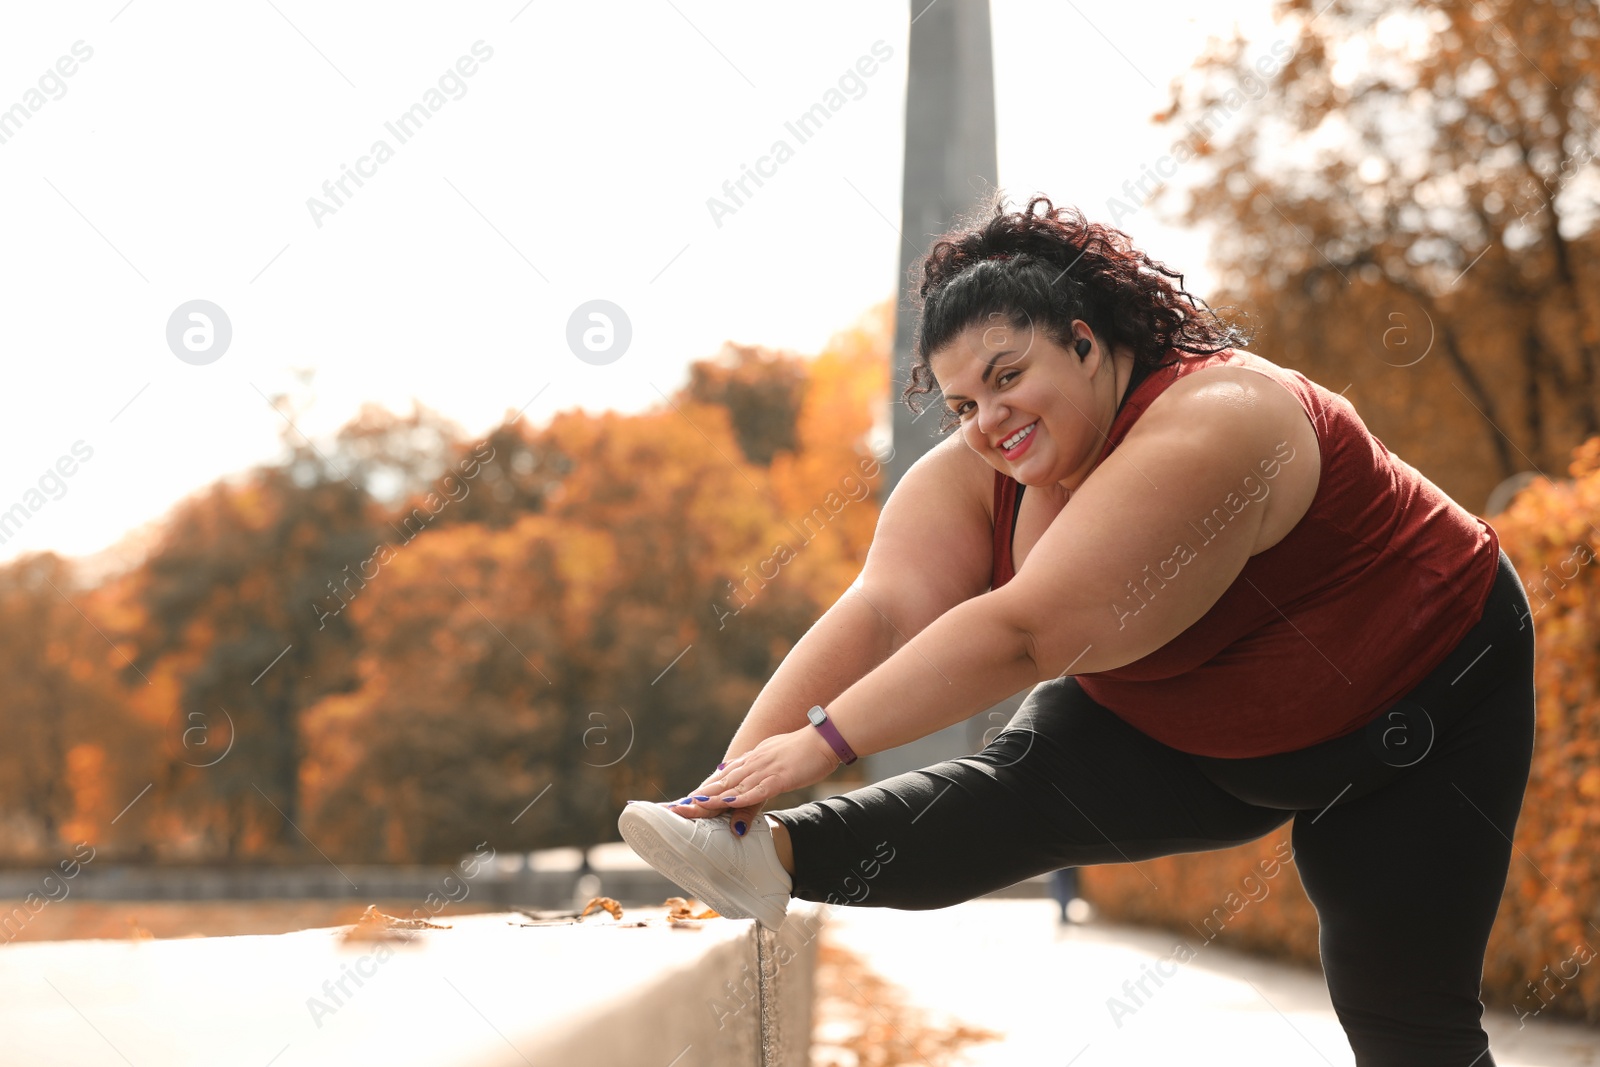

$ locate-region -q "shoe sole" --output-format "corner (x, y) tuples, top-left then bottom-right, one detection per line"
(618, 804), (789, 931)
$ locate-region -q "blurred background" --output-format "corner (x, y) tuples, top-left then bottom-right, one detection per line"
(1, 0), (1598, 1031)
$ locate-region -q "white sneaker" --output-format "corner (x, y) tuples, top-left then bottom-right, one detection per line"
(618, 801), (793, 931)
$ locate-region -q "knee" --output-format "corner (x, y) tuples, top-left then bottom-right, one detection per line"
(1326, 985), (1491, 1065)
(1320, 931), (1493, 1063)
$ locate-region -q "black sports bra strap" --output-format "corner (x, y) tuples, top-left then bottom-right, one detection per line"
(1010, 478), (1025, 559)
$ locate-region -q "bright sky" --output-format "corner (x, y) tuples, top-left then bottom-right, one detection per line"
(0, 0), (1282, 571)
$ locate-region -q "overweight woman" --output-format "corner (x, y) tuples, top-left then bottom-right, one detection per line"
(620, 196), (1534, 1066)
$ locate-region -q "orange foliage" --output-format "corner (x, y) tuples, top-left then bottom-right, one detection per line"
(60, 744), (109, 846)
(767, 300), (893, 600)
(0, 300), (898, 870)
(297, 303), (895, 862)
(1161, 0), (1600, 510)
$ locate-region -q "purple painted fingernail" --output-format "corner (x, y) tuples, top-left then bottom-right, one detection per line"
(722, 796), (737, 802)
(734, 821), (746, 835)
(717, 762), (727, 770)
(693, 795), (710, 802)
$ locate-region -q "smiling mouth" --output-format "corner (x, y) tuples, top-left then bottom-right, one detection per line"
(999, 422), (1037, 451)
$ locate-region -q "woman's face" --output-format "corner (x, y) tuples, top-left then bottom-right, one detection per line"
(929, 316), (1118, 491)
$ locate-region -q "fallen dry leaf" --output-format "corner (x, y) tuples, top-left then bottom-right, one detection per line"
(663, 896), (720, 922)
(578, 896), (624, 921)
(341, 904), (452, 942)
(810, 934), (1002, 1066)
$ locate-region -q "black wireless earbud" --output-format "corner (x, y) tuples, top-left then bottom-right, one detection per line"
(1074, 337), (1091, 358)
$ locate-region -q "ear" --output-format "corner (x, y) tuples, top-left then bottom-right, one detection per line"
(1069, 319), (1095, 360)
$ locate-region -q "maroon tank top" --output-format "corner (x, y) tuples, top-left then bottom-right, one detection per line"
(988, 348), (1501, 758)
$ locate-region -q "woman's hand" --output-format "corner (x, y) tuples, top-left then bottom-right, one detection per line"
(672, 727), (841, 831)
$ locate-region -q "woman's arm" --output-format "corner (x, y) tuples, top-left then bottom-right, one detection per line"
(822, 396), (1281, 757)
(719, 436), (995, 761)
(716, 584), (898, 763)
(700, 385), (1296, 811)
(673, 436), (995, 822)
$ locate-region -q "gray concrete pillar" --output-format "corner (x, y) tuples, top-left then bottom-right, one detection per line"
(868, 0), (1017, 783)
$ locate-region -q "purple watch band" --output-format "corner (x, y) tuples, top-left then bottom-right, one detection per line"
(808, 704), (857, 765)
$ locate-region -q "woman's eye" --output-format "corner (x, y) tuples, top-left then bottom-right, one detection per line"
(940, 371), (1017, 425)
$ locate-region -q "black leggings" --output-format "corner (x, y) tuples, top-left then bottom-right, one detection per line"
(769, 548), (1535, 1066)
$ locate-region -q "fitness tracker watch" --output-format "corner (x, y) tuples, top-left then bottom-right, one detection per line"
(807, 704), (858, 766)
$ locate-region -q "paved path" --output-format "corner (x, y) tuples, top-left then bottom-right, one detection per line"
(820, 898), (1600, 1066)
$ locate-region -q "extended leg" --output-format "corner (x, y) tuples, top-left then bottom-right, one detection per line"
(766, 675), (1291, 910)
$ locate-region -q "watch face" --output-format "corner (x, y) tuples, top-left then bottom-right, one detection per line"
(807, 705), (825, 725)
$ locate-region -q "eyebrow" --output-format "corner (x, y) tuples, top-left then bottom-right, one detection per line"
(941, 350), (1020, 403)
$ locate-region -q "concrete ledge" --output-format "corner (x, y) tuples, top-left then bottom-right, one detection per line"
(0, 902), (828, 1066)
(0, 857), (1052, 907)
(0, 861), (687, 907)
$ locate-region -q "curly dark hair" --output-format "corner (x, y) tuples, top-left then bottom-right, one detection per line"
(904, 194), (1252, 432)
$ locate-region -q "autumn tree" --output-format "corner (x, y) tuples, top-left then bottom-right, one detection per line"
(427, 419), (574, 528)
(687, 342), (809, 465)
(0, 553), (155, 859)
(0, 305), (893, 866)
(332, 400), (471, 503)
(1157, 0), (1600, 508)
(127, 421), (386, 860)
(301, 405), (831, 861)
(336, 401), (576, 530)
(301, 304), (892, 861)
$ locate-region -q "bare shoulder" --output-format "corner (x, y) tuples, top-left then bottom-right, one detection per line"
(1128, 362), (1323, 554)
(855, 429), (997, 636)
(898, 427), (997, 519)
(935, 427), (1004, 517)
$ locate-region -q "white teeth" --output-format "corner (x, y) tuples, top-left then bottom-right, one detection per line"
(1002, 423), (1036, 450)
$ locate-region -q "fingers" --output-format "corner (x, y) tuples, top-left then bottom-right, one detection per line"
(667, 776), (741, 819)
(668, 785), (730, 811)
(672, 800), (766, 837)
(668, 753), (769, 822)
(726, 803), (765, 836)
(669, 781), (757, 818)
(698, 772), (777, 813)
(667, 762), (734, 815)
(670, 795), (738, 819)
(699, 759), (749, 803)
(719, 797), (764, 829)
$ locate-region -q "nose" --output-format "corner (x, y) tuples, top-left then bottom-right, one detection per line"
(975, 396), (1010, 438)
